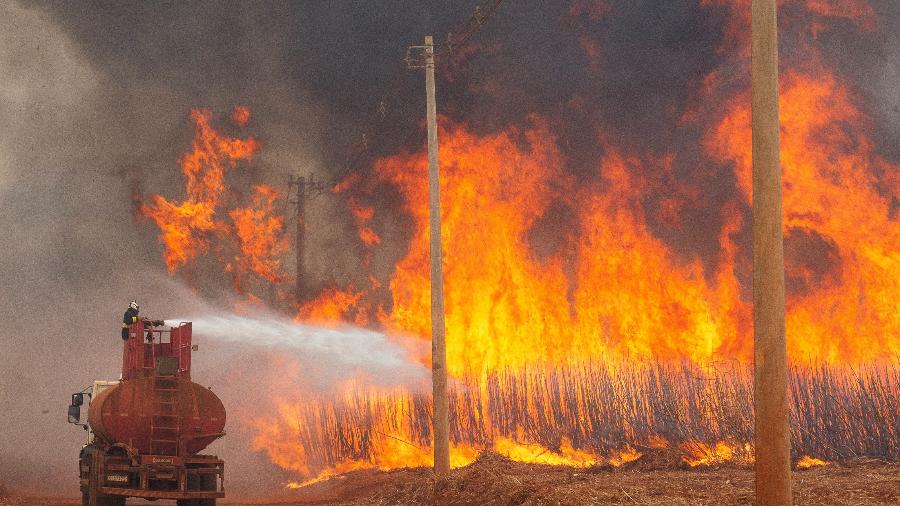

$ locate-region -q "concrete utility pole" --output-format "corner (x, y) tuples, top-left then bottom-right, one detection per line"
(288, 174), (325, 306)
(406, 35), (451, 477)
(752, 1), (792, 504)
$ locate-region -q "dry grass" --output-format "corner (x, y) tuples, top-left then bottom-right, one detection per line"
(4, 458), (899, 506)
(232, 453), (900, 505)
(0, 483), (20, 506)
(294, 363), (898, 474)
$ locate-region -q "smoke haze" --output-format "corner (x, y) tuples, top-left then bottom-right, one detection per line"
(1, 0), (898, 496)
(0, 0), (469, 493)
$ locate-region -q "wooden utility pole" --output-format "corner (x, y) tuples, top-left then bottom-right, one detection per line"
(752, 1), (792, 504)
(289, 174), (325, 306)
(406, 35), (450, 477)
(289, 175), (307, 304)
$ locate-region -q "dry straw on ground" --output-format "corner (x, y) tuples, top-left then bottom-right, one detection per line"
(289, 363), (898, 475)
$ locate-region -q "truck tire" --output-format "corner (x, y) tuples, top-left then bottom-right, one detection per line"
(84, 491), (124, 506)
(98, 495), (125, 506)
(201, 473), (217, 491)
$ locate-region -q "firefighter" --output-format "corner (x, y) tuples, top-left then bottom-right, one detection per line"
(122, 300), (140, 340)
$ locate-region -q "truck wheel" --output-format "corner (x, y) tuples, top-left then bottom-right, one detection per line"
(201, 473), (217, 491)
(98, 496), (125, 506)
(85, 491), (124, 506)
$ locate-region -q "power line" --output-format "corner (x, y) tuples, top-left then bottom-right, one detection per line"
(287, 1), (507, 305)
(327, 0), (506, 188)
(440, 0), (504, 58)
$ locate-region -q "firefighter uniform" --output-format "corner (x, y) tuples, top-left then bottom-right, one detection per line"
(122, 306), (139, 340)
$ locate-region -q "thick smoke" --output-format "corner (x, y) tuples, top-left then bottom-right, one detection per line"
(0, 1), (111, 492)
(0, 0), (330, 495)
(2, 0), (898, 496)
(0, 0), (465, 494)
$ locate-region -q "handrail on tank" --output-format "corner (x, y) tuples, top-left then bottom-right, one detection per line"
(142, 321), (192, 343)
(122, 319), (193, 381)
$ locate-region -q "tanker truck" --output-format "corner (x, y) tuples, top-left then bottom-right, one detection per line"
(67, 319), (225, 506)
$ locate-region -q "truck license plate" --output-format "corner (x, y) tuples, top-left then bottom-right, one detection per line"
(106, 473), (129, 483)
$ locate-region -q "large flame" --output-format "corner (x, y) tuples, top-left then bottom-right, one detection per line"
(369, 123), (755, 373)
(706, 70), (900, 363)
(228, 184), (289, 286)
(141, 107), (288, 299)
(264, 35), (897, 481)
(296, 286), (368, 326)
(140, 1), (899, 486)
(140, 109), (260, 270)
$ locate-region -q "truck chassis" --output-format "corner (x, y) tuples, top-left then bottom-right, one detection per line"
(79, 444), (224, 506)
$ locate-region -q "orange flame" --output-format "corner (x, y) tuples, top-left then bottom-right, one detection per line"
(681, 441), (753, 467)
(253, 362), (895, 484)
(142, 108), (291, 301)
(141, 109), (260, 270)
(296, 286), (368, 326)
(796, 455), (828, 469)
(367, 120), (755, 374)
(228, 184), (288, 285)
(232, 105), (252, 127)
(261, 53), (898, 473)
(706, 70), (900, 363)
(348, 196), (381, 248)
(141, 3), (898, 483)
(255, 76), (897, 477)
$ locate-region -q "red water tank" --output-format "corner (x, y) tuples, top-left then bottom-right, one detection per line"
(88, 376), (226, 455)
(87, 321), (226, 456)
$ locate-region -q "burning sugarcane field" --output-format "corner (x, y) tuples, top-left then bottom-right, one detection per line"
(1, 1), (898, 505)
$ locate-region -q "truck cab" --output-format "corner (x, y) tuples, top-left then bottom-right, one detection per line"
(69, 381), (119, 445)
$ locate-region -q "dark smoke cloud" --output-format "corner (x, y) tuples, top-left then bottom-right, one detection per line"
(2, 0), (898, 496)
(0, 0), (479, 494)
(0, 0), (330, 495)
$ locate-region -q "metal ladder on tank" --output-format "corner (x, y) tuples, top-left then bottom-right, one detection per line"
(149, 372), (181, 456)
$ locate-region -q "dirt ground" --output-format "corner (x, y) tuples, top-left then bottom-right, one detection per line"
(3, 453), (897, 506)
